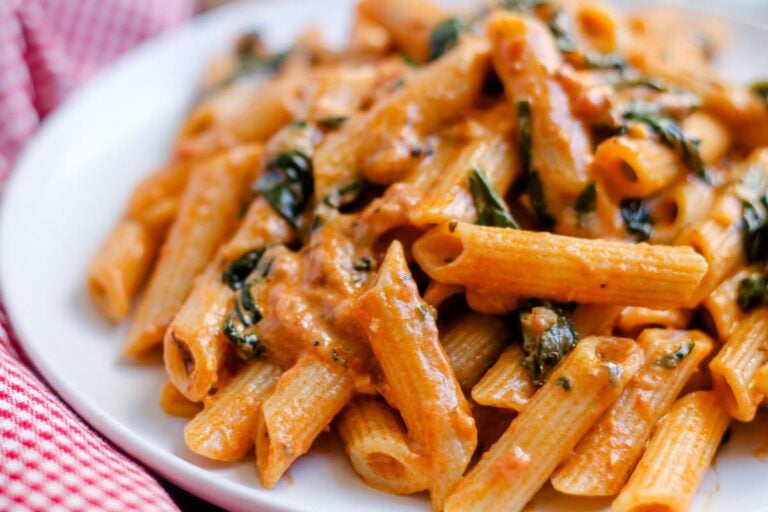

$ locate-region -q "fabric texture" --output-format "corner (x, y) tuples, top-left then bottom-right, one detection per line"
(0, 1), (193, 510)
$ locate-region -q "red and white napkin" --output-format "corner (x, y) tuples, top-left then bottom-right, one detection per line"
(0, 1), (194, 510)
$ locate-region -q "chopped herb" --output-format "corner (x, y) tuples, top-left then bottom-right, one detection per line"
(240, 284), (263, 324)
(614, 77), (667, 92)
(574, 181), (597, 225)
(417, 303), (430, 319)
(623, 104), (706, 178)
(323, 179), (369, 209)
(292, 119), (308, 128)
(352, 256), (373, 272)
(556, 375), (572, 391)
(318, 116), (348, 129)
(620, 198), (654, 241)
(548, 9), (577, 53)
(517, 100), (533, 177)
(583, 52), (626, 70)
(528, 171), (556, 230)
(428, 17), (466, 61)
(605, 361), (623, 384)
(654, 341), (695, 369)
(751, 80), (768, 106)
(222, 248), (266, 290)
(737, 274), (768, 312)
(740, 170), (768, 264)
(448, 220), (458, 232)
(257, 150), (313, 229)
(223, 314), (264, 359)
(469, 168), (520, 229)
(518, 302), (579, 386)
(500, 0), (548, 10)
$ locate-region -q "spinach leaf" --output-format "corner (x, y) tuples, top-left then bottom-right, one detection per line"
(528, 171), (556, 230)
(654, 341), (695, 369)
(613, 77), (667, 92)
(517, 302), (579, 386)
(574, 181), (597, 225)
(222, 248), (266, 290)
(751, 80), (768, 106)
(500, 0), (548, 10)
(516, 100), (533, 177)
(322, 179), (370, 210)
(257, 150), (314, 229)
(428, 17), (466, 61)
(623, 104), (706, 178)
(739, 167), (768, 264)
(620, 198), (654, 241)
(223, 315), (264, 359)
(583, 52), (626, 70)
(548, 9), (577, 53)
(737, 274), (768, 312)
(318, 116), (348, 129)
(469, 168), (520, 229)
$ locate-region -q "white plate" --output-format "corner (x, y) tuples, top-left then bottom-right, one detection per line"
(3, 1), (768, 511)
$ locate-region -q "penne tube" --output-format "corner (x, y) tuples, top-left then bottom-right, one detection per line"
(87, 220), (156, 322)
(615, 306), (693, 335)
(441, 312), (510, 390)
(87, 161), (192, 321)
(676, 193), (744, 303)
(552, 329), (714, 496)
(338, 396), (429, 495)
(650, 176), (715, 244)
(347, 11), (392, 59)
(422, 281), (463, 308)
(682, 111), (731, 163)
(709, 308), (768, 421)
(184, 359), (281, 462)
(702, 269), (751, 342)
(612, 391), (730, 512)
(754, 363), (768, 397)
(176, 70), (299, 159)
(158, 379), (202, 418)
(124, 145), (262, 356)
(355, 241), (476, 507)
(594, 136), (684, 198)
(444, 336), (644, 512)
(255, 353), (355, 488)
(164, 197), (293, 402)
(413, 222), (708, 308)
(314, 36), (490, 196)
(471, 345), (536, 413)
(487, 12), (592, 213)
(571, 304), (623, 337)
(358, 0), (444, 63)
(409, 131), (518, 226)
(466, 289), (522, 315)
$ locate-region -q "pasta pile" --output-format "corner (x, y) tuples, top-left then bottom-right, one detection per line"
(86, 0), (768, 510)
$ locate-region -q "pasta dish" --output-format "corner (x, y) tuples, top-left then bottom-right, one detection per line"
(85, 0), (768, 510)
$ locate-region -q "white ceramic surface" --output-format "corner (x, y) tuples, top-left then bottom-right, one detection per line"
(2, 1), (768, 511)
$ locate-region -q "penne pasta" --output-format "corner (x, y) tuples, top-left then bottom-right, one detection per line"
(709, 307), (768, 421)
(612, 391), (730, 512)
(355, 241), (476, 507)
(552, 329), (714, 496)
(413, 222), (708, 308)
(444, 336), (644, 512)
(338, 396), (429, 495)
(184, 359), (281, 462)
(124, 145), (262, 356)
(441, 312), (510, 390)
(471, 345), (536, 413)
(255, 353), (355, 488)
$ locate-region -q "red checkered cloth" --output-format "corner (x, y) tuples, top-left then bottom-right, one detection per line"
(0, 1), (194, 510)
